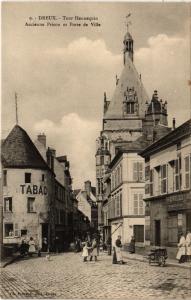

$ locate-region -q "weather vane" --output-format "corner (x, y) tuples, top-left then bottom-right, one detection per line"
(125, 13), (132, 31)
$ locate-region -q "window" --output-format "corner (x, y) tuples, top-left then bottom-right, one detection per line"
(4, 223), (13, 237)
(185, 156), (190, 189)
(174, 157), (181, 191)
(150, 169), (154, 196)
(14, 223), (19, 237)
(25, 173), (31, 183)
(133, 194), (144, 215)
(3, 170), (7, 186)
(133, 225), (144, 243)
(21, 229), (27, 236)
(120, 193), (122, 216)
(161, 164), (167, 194)
(60, 210), (65, 225)
(119, 165), (122, 183)
(145, 166), (150, 181)
(133, 162), (144, 181)
(116, 194), (121, 217)
(42, 174), (45, 182)
(127, 102), (135, 114)
(27, 197), (35, 212)
(4, 197), (12, 212)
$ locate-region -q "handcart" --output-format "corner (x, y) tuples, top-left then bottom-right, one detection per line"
(147, 248), (168, 266)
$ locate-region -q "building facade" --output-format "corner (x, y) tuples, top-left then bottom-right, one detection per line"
(2, 125), (55, 249)
(108, 151), (145, 247)
(2, 125), (75, 251)
(75, 181), (98, 232)
(140, 119), (191, 257)
(95, 23), (171, 241)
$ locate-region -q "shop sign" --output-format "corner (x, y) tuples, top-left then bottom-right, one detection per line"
(167, 193), (186, 212)
(20, 184), (48, 195)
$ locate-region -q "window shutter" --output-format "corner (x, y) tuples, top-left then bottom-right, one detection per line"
(133, 163), (138, 181)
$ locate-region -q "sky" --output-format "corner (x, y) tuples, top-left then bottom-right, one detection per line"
(2, 2), (191, 188)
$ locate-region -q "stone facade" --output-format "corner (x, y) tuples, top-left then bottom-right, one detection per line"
(140, 119), (191, 258)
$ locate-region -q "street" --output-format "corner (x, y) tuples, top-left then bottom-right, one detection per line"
(1, 252), (191, 299)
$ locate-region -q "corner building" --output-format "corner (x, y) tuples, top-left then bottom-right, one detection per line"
(2, 125), (55, 249)
(140, 119), (191, 258)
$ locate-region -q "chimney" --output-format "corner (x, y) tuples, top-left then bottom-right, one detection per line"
(84, 180), (91, 197)
(37, 133), (46, 147)
(172, 118), (176, 130)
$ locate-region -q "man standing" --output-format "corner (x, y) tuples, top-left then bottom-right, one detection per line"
(115, 235), (123, 264)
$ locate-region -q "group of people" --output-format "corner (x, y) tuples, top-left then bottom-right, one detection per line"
(82, 235), (99, 262)
(19, 237), (38, 256)
(176, 231), (191, 263)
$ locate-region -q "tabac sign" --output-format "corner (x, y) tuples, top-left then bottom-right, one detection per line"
(20, 185), (48, 195)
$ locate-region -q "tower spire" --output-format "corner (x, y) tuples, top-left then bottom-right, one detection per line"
(123, 13), (134, 64)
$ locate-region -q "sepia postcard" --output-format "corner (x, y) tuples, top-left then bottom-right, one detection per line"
(1, 1), (191, 300)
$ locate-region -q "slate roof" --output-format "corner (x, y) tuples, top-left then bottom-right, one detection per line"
(2, 125), (50, 170)
(104, 56), (149, 119)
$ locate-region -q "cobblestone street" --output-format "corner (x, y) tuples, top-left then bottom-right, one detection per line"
(1, 252), (191, 299)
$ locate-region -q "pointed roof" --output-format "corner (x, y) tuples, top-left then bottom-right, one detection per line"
(2, 125), (50, 170)
(104, 56), (149, 119)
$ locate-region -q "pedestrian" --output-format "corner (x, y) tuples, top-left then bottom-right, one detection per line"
(82, 241), (91, 262)
(42, 237), (48, 252)
(87, 236), (92, 258)
(90, 236), (98, 261)
(55, 236), (60, 253)
(112, 246), (117, 264)
(19, 239), (28, 256)
(75, 237), (81, 253)
(176, 232), (186, 263)
(28, 237), (36, 256)
(186, 230), (191, 262)
(107, 236), (112, 255)
(129, 236), (135, 254)
(115, 235), (123, 264)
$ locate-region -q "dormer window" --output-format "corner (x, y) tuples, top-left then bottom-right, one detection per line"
(123, 86), (138, 115)
(127, 102), (135, 114)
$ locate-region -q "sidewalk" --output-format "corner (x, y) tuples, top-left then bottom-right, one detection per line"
(122, 250), (191, 269)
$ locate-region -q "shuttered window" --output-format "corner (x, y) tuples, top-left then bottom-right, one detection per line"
(161, 165), (167, 194)
(133, 162), (144, 181)
(185, 156), (190, 189)
(133, 193), (144, 215)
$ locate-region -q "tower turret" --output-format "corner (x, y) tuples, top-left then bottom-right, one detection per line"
(123, 30), (134, 64)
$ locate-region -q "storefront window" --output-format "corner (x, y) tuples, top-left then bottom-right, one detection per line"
(4, 223), (13, 237)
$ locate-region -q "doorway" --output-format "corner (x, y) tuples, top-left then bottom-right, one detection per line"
(155, 220), (161, 246)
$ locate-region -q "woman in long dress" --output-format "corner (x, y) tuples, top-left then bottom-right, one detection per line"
(90, 238), (98, 261)
(28, 237), (36, 256)
(176, 232), (186, 263)
(115, 235), (123, 264)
